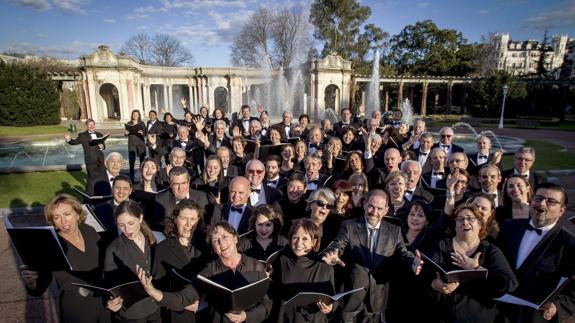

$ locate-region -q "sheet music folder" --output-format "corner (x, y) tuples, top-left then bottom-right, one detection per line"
(73, 281), (149, 309)
(421, 253), (488, 283)
(494, 277), (570, 310)
(284, 287), (365, 307)
(89, 133), (110, 144)
(4, 216), (72, 271)
(172, 269), (270, 314)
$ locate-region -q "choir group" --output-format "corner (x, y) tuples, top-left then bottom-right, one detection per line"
(16, 103), (575, 323)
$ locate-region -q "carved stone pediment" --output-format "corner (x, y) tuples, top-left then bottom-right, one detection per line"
(314, 54), (352, 71)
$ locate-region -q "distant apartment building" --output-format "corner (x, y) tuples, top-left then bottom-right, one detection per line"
(494, 32), (569, 76)
(563, 39), (575, 79)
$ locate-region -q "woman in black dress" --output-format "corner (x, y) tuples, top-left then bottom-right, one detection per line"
(495, 174), (532, 226)
(231, 136), (254, 171)
(21, 194), (110, 323)
(293, 140), (307, 171)
(162, 112), (179, 165)
(137, 200), (208, 323)
(104, 201), (160, 322)
(125, 109), (147, 182)
(467, 192), (499, 243)
(307, 189), (339, 251)
(238, 205), (288, 262)
(198, 221), (272, 323)
(384, 171), (411, 222)
(279, 144), (297, 177)
(426, 204), (518, 323)
(340, 127), (360, 152)
(270, 219), (335, 323)
(192, 155), (230, 205)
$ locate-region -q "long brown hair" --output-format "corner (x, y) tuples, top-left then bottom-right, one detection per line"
(114, 200), (156, 245)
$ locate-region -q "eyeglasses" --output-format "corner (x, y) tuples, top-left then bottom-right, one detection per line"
(515, 157), (534, 162)
(533, 195), (562, 207)
(455, 217), (478, 223)
(313, 201), (334, 209)
(247, 169), (264, 175)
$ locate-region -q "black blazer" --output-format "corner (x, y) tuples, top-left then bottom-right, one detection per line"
(273, 122), (294, 140)
(501, 168), (540, 190)
(325, 216), (417, 314)
(86, 172), (113, 197)
(431, 142), (465, 155)
(334, 121), (359, 136)
(230, 117), (258, 136)
(210, 203), (252, 235)
(153, 189), (209, 232)
(496, 219), (575, 323)
(247, 185), (283, 208)
(67, 130), (105, 165)
(224, 165), (242, 178)
(415, 149), (432, 174)
(205, 135), (232, 155)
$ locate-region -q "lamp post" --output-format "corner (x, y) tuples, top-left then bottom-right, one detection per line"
(498, 84), (509, 129)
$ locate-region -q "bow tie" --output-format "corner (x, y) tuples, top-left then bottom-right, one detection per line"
(419, 152), (428, 156)
(433, 172), (444, 176)
(242, 118), (250, 122)
(308, 180), (319, 185)
(441, 144), (449, 148)
(309, 144), (320, 149)
(478, 154), (488, 159)
(527, 224), (542, 236)
(405, 190), (415, 195)
(230, 206), (243, 213)
(250, 188), (261, 194)
(109, 177), (115, 183)
(267, 180), (278, 185)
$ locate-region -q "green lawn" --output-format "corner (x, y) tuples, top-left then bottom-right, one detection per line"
(500, 140), (575, 170)
(0, 171), (87, 208)
(0, 125), (69, 137)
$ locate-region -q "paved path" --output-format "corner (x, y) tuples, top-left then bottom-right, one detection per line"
(0, 125), (574, 322)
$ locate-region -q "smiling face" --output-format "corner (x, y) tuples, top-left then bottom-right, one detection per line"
(171, 150), (186, 167)
(530, 188), (566, 228)
(287, 180), (306, 202)
(51, 203), (80, 236)
(116, 212), (143, 241)
(342, 130), (355, 144)
(334, 190), (350, 208)
(86, 120), (96, 132)
(348, 153), (363, 172)
(217, 148), (230, 167)
(514, 151), (535, 174)
(476, 136), (491, 154)
(506, 177), (529, 203)
(281, 145), (294, 161)
(210, 226), (238, 260)
(387, 176), (407, 200)
(290, 227), (316, 257)
(479, 166), (501, 193)
(439, 128), (454, 145)
(269, 128), (281, 144)
(407, 204), (428, 231)
(420, 136), (433, 152)
(214, 123), (226, 138)
(171, 173), (190, 200)
(106, 155), (123, 176)
(260, 113), (269, 125)
(310, 197), (332, 225)
(232, 140), (244, 154)
(364, 194), (389, 227)
(295, 142), (307, 157)
(266, 160), (280, 179)
(229, 177), (250, 206)
(246, 161), (265, 186)
(454, 209), (481, 240)
(112, 180), (132, 203)
(254, 214), (274, 239)
(471, 196), (493, 224)
(141, 160), (157, 181)
(205, 159), (221, 180)
(176, 208), (200, 240)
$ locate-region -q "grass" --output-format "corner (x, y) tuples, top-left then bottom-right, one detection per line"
(500, 140), (575, 171)
(0, 171), (87, 208)
(427, 121), (575, 131)
(0, 125), (69, 137)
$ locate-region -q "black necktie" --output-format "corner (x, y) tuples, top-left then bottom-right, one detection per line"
(230, 206), (243, 213)
(251, 188), (261, 194)
(479, 154), (488, 159)
(526, 224), (542, 236)
(433, 172), (444, 176)
(368, 228), (377, 254)
(308, 180), (319, 185)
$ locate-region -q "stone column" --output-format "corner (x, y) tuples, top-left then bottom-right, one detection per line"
(162, 85), (168, 113)
(143, 84), (151, 113)
(167, 85), (173, 113)
(361, 91), (366, 113)
(335, 87), (340, 112)
(421, 82), (429, 116)
(397, 81), (404, 109)
(447, 81), (453, 114)
(384, 90), (389, 112)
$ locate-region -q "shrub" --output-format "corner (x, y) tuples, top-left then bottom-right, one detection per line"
(0, 61), (60, 126)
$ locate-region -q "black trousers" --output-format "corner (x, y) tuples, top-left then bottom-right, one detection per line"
(128, 151), (146, 182)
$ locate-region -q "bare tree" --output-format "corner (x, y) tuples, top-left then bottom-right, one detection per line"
(230, 7), (312, 69)
(230, 7), (275, 68)
(121, 33), (194, 67)
(121, 34), (152, 64)
(475, 33), (500, 77)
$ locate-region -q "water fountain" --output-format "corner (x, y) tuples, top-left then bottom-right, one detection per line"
(400, 98), (416, 126)
(451, 122), (479, 137)
(365, 50), (381, 119)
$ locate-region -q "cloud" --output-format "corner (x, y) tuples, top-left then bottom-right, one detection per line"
(0, 41), (99, 59)
(11, 0), (50, 11)
(417, 1), (429, 8)
(526, 0), (575, 29)
(52, 0), (90, 14)
(103, 18), (116, 23)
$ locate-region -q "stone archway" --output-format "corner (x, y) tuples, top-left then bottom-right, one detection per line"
(214, 86), (229, 113)
(99, 83), (120, 119)
(324, 84), (340, 112)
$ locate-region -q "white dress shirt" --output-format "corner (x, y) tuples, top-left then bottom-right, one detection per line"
(228, 204), (245, 230)
(249, 184), (266, 206)
(516, 220), (556, 269)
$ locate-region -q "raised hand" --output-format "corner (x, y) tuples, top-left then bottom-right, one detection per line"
(147, 134), (157, 145)
(180, 98), (187, 107)
(232, 126), (241, 137)
(64, 133), (71, 141)
(322, 250), (346, 267)
(413, 250), (424, 275)
(193, 116), (204, 132)
(492, 149), (504, 165)
(451, 250), (481, 270)
(446, 169), (460, 191)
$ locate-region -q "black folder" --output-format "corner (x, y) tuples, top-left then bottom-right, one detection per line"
(5, 220), (73, 271)
(173, 269), (270, 314)
(81, 204), (106, 232)
(257, 247), (283, 266)
(89, 133), (110, 144)
(421, 253), (488, 283)
(284, 287), (365, 307)
(73, 281), (149, 309)
(130, 188), (168, 203)
(124, 123), (145, 136)
(191, 184), (220, 195)
(73, 187), (113, 205)
(258, 144), (287, 161)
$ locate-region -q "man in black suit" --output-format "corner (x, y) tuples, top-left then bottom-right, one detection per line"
(146, 110), (164, 164)
(496, 183), (575, 323)
(334, 108), (358, 136)
(306, 126), (324, 155)
(363, 133), (385, 173)
(432, 126), (464, 159)
(94, 174), (132, 238)
(211, 176), (252, 234)
(64, 119), (106, 179)
(245, 159), (283, 207)
(322, 189), (422, 322)
(216, 146), (242, 178)
(264, 155), (288, 191)
(368, 148), (401, 190)
(501, 147), (540, 190)
(86, 152), (123, 197)
(421, 148), (448, 191)
(230, 104), (257, 137)
(202, 119), (231, 155)
(414, 132), (434, 174)
(277, 173), (308, 234)
(274, 111), (295, 140)
(478, 164), (503, 208)
(400, 160), (434, 203)
(153, 166), (208, 231)
(156, 147), (197, 187)
(303, 153), (330, 193)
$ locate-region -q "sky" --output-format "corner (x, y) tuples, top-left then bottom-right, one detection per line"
(0, 0), (574, 67)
